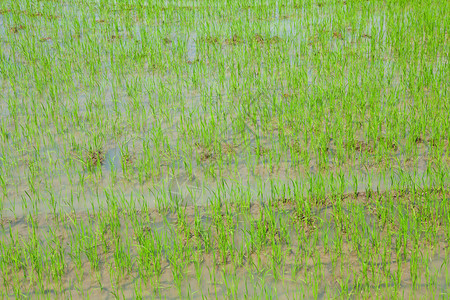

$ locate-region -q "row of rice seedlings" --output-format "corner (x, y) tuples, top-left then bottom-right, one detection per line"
(1, 179), (449, 297)
(0, 1), (446, 192)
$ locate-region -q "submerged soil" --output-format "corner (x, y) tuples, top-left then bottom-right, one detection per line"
(1, 188), (449, 299)
(0, 0), (448, 298)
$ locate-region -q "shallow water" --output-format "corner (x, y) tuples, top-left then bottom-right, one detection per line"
(0, 2), (448, 297)
(1, 188), (449, 299)
(0, 157), (440, 219)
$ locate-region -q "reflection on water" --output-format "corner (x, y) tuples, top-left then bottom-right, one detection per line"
(187, 32), (197, 62)
(0, 15), (4, 36)
(104, 146), (122, 171)
(1, 159), (443, 219)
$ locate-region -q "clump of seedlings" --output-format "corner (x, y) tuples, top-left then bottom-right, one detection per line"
(224, 34), (243, 46)
(84, 147), (105, 171)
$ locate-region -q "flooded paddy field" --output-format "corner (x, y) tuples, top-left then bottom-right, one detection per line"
(0, 0), (449, 298)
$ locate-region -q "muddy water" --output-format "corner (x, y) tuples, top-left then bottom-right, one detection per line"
(0, 101), (447, 220)
(0, 3), (449, 298)
(0, 15), (5, 36)
(1, 188), (450, 299)
(0, 154), (441, 219)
